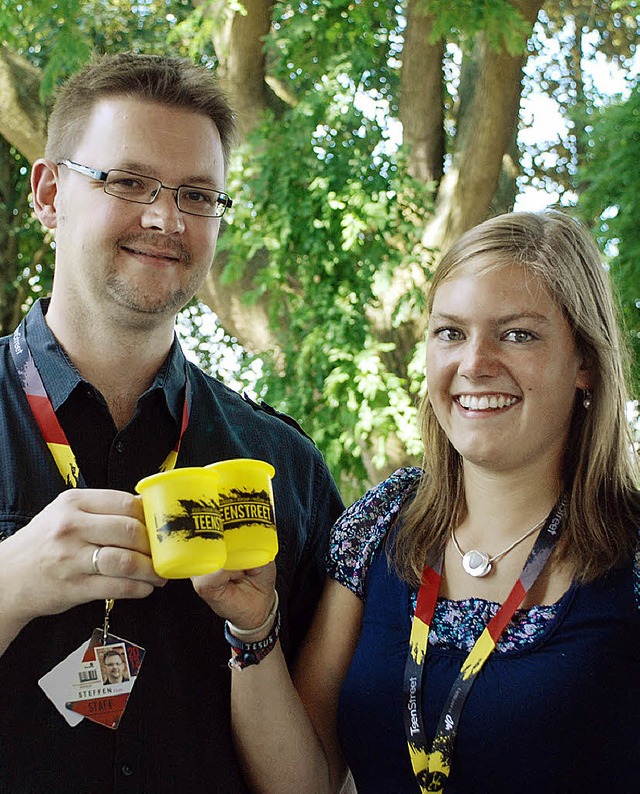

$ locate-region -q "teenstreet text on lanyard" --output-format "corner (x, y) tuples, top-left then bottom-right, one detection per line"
(9, 314), (191, 487)
(402, 499), (565, 793)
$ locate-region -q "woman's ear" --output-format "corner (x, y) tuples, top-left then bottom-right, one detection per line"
(31, 159), (60, 230)
(575, 357), (592, 392)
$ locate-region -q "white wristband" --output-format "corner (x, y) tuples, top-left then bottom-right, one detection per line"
(226, 591), (279, 639)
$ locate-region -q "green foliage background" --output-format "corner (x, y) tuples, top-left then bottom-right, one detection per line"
(578, 84), (640, 383)
(1, 0), (639, 496)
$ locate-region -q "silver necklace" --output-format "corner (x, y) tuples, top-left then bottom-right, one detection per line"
(451, 516), (546, 578)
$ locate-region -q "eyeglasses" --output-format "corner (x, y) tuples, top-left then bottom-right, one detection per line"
(58, 159), (233, 218)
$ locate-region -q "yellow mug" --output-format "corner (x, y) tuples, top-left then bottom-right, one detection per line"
(135, 467), (225, 578)
(207, 459), (277, 570)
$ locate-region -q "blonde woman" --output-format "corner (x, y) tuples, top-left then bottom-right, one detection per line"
(197, 210), (640, 794)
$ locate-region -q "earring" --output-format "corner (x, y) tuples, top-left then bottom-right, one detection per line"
(582, 389), (593, 409)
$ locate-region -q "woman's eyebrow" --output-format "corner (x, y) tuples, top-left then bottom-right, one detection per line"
(429, 311), (551, 325)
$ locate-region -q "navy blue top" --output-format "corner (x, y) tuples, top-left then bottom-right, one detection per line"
(333, 470), (640, 793)
(0, 299), (344, 793)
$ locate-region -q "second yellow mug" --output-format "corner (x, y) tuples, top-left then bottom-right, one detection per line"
(207, 458), (278, 570)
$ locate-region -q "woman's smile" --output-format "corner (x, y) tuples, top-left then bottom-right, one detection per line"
(455, 393), (519, 411)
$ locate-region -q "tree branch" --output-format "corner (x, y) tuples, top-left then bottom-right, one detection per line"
(0, 46), (46, 163)
(197, 241), (282, 364)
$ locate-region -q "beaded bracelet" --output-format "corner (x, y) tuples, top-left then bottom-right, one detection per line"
(224, 592), (281, 671)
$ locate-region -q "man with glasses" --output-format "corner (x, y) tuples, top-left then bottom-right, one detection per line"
(0, 53), (343, 791)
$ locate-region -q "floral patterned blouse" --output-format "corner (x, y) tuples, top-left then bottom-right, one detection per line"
(328, 467), (640, 653)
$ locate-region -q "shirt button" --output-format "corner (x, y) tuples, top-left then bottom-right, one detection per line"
(115, 440), (125, 453)
(121, 764), (133, 777)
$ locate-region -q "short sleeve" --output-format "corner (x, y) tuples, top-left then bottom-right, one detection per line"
(327, 467), (422, 600)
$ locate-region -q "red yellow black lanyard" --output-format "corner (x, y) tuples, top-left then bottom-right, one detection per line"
(9, 313), (191, 486)
(402, 499), (565, 792)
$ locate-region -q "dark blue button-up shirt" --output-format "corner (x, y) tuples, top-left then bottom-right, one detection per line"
(0, 299), (344, 793)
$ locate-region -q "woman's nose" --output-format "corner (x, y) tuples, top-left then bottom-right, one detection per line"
(458, 336), (501, 379)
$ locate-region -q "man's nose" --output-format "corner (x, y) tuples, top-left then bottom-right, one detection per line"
(140, 186), (186, 235)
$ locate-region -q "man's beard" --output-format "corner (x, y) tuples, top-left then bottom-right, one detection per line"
(105, 233), (201, 322)
(105, 272), (195, 318)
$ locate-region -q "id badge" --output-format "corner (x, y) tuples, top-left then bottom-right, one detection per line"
(39, 628), (145, 730)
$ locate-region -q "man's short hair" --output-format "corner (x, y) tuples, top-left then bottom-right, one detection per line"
(45, 52), (236, 173)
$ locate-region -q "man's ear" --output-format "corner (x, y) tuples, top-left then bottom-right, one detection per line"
(31, 159), (60, 230)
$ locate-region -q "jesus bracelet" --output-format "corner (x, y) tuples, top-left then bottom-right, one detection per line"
(224, 592), (280, 670)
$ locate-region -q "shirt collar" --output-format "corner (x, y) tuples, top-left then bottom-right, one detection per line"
(24, 297), (188, 424)
(26, 298), (83, 410)
(149, 335), (188, 427)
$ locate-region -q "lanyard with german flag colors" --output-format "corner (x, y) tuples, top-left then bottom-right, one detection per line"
(9, 312), (191, 487)
(12, 310), (194, 730)
(402, 498), (566, 793)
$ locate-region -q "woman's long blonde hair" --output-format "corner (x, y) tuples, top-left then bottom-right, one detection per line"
(395, 210), (640, 585)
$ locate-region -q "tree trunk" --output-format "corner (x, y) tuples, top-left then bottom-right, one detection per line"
(0, 137), (36, 335)
(207, 0), (274, 140)
(400, 1), (445, 184)
(422, 0), (545, 255)
(195, 0), (281, 357)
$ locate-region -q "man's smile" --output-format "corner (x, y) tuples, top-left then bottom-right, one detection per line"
(121, 244), (182, 263)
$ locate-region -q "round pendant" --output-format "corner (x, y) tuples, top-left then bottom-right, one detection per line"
(462, 550), (492, 578)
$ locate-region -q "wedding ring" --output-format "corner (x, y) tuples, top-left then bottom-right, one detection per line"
(91, 546), (103, 576)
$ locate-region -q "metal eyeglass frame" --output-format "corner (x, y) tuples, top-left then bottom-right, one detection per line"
(57, 159), (233, 218)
